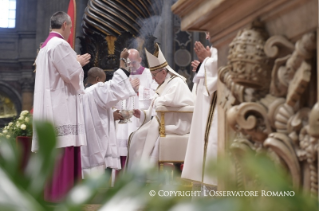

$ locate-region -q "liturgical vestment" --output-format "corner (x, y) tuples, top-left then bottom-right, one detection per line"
(115, 67), (158, 156)
(182, 47), (218, 186)
(126, 73), (194, 169)
(32, 32), (85, 202)
(81, 69), (135, 177)
(32, 33), (86, 151)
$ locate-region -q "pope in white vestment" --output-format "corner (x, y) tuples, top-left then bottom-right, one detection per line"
(81, 67), (136, 178)
(126, 44), (194, 169)
(182, 45), (218, 187)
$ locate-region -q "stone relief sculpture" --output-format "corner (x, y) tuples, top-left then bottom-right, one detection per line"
(220, 21), (317, 196)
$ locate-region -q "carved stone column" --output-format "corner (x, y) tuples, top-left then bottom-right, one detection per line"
(20, 78), (34, 111)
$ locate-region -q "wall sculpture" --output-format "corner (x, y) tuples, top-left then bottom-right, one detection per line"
(220, 21), (317, 196)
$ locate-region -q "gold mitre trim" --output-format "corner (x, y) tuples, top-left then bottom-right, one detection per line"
(145, 43), (168, 71)
(149, 62), (168, 71)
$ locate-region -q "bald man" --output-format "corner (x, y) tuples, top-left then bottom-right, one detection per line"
(85, 67), (124, 125)
(81, 49), (136, 178)
(85, 67), (105, 87)
(114, 48), (158, 174)
(128, 48), (158, 105)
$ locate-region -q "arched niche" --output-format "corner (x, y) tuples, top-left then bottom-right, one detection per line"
(0, 82), (22, 127)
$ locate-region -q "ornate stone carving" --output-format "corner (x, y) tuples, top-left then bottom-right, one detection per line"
(286, 62), (311, 107)
(219, 22), (273, 107)
(273, 103), (294, 134)
(219, 87), (236, 110)
(221, 26), (317, 195)
(230, 136), (256, 189)
(308, 103), (319, 138)
(269, 55), (291, 97)
(227, 23), (272, 89)
(264, 132), (301, 188)
(264, 35), (295, 59)
(227, 102), (272, 143)
(219, 65), (245, 103)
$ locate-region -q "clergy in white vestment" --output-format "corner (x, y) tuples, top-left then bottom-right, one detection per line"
(182, 32), (219, 189)
(81, 62), (136, 178)
(32, 11), (91, 202)
(126, 44), (194, 170)
(115, 49), (158, 171)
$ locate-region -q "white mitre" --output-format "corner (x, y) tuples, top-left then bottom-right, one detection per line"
(145, 43), (186, 81)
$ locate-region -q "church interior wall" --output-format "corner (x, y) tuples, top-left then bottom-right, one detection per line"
(0, 0), (69, 127)
(0, 0), (200, 127)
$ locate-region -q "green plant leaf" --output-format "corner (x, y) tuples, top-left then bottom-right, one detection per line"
(24, 121), (57, 199)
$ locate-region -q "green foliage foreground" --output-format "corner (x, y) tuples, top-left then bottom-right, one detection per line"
(0, 121), (317, 211)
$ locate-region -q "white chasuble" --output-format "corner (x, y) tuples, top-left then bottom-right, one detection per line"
(182, 47), (219, 186)
(81, 69), (135, 177)
(32, 37), (86, 152)
(126, 73), (194, 169)
(115, 68), (158, 156)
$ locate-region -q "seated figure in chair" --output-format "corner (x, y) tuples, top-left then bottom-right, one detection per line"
(126, 44), (194, 169)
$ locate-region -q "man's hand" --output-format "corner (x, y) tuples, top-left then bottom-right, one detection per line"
(120, 48), (130, 71)
(113, 110), (123, 121)
(191, 60), (200, 72)
(194, 41), (211, 62)
(133, 109), (141, 119)
(77, 53), (91, 67)
(130, 78), (140, 92)
(120, 48), (129, 59)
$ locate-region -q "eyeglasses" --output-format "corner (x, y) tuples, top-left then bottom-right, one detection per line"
(128, 61), (138, 65)
(151, 69), (164, 77)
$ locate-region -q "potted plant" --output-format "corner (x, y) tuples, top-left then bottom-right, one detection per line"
(0, 110), (33, 170)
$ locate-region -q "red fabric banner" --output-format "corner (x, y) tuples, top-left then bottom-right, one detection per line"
(67, 0), (76, 49)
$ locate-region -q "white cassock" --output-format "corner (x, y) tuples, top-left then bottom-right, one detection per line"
(126, 73), (194, 169)
(115, 68), (158, 156)
(32, 36), (85, 152)
(182, 47), (218, 186)
(81, 69), (136, 177)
